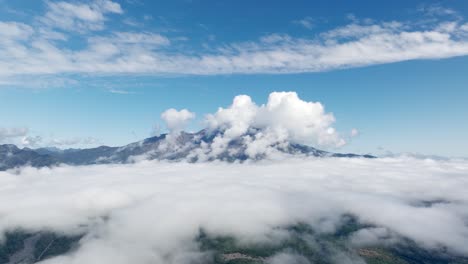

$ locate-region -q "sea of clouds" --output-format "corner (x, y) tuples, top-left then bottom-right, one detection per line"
(1, 156), (467, 264)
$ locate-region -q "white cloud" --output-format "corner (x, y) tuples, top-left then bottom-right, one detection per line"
(0, 4), (468, 86)
(203, 92), (344, 158)
(40, 0), (123, 32)
(349, 227), (399, 247)
(1, 4), (468, 84)
(0, 127), (45, 148)
(321, 22), (402, 39)
(90, 32), (170, 46)
(0, 157), (468, 264)
(50, 137), (101, 147)
(418, 4), (460, 18)
(267, 252), (311, 264)
(259, 33), (293, 44)
(257, 92), (344, 147)
(21, 135), (43, 147)
(0, 22), (33, 40)
(113, 32), (169, 45)
(108, 88), (135, 94)
(461, 23), (468, 31)
(206, 95), (257, 138)
(0, 127), (100, 148)
(293, 17), (314, 29)
(0, 127), (29, 142)
(161, 108), (196, 133)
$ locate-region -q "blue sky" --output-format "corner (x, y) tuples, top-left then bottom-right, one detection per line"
(0, 0), (468, 157)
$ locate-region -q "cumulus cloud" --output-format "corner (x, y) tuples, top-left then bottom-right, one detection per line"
(161, 108), (196, 133)
(201, 92), (345, 158)
(0, 157), (468, 263)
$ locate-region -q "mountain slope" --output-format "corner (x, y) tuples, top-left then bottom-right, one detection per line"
(0, 130), (375, 171)
(0, 145), (58, 171)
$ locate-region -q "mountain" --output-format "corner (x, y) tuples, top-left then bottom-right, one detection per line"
(0, 145), (58, 171)
(0, 129), (375, 171)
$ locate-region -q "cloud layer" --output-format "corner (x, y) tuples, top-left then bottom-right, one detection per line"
(0, 126), (100, 148)
(0, 157), (467, 264)
(1, 0), (468, 85)
(0, 127), (29, 142)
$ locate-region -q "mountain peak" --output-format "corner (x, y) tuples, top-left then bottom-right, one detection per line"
(0, 130), (375, 171)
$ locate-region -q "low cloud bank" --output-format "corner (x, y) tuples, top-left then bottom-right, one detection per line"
(0, 157), (467, 263)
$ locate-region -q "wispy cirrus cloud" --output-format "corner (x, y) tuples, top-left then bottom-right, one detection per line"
(108, 88), (136, 94)
(418, 3), (461, 19)
(39, 0), (123, 32)
(49, 136), (101, 147)
(1, 1), (468, 86)
(293, 16), (314, 29)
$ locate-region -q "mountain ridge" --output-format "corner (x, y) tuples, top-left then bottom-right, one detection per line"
(0, 129), (375, 171)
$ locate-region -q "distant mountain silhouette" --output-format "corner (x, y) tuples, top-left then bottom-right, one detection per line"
(0, 129), (375, 171)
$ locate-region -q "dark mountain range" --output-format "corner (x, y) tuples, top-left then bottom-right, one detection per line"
(0, 129), (375, 171)
(0, 144), (57, 171)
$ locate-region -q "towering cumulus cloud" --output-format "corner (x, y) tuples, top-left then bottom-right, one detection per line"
(0, 157), (467, 264)
(202, 92), (344, 158)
